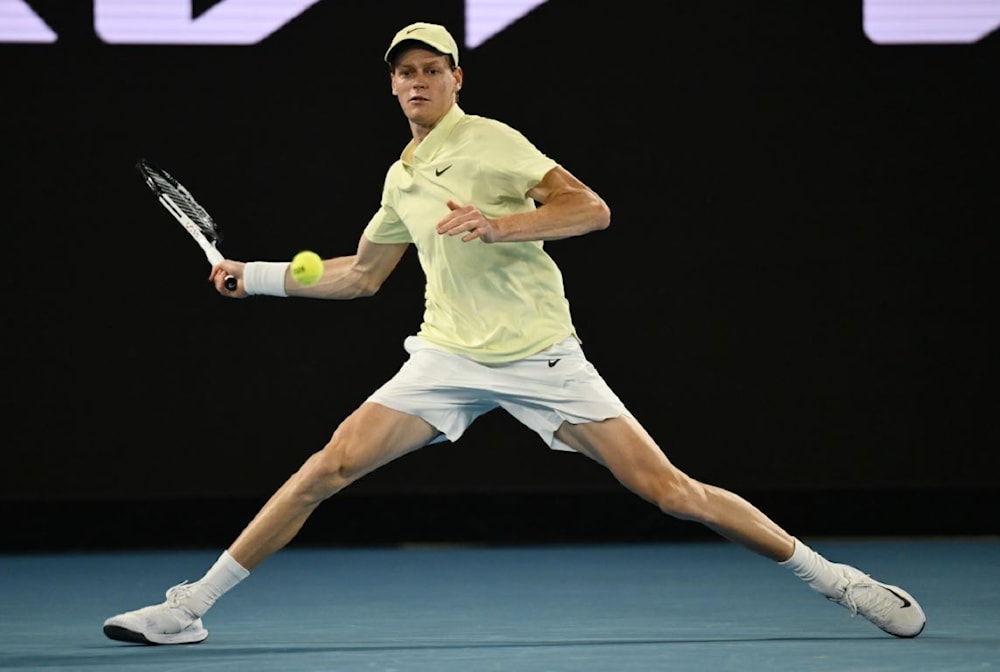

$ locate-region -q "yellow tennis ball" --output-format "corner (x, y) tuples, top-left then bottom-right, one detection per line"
(290, 250), (323, 286)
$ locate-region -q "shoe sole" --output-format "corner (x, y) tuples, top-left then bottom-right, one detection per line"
(103, 624), (207, 645)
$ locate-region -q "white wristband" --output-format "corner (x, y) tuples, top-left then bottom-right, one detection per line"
(243, 261), (289, 297)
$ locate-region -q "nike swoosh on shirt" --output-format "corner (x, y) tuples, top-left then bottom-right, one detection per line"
(435, 165), (453, 176)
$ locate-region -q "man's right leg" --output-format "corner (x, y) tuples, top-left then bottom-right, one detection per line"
(102, 402), (439, 645)
(227, 402), (439, 570)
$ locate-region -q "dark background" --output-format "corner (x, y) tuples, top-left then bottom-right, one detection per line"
(2, 1), (997, 550)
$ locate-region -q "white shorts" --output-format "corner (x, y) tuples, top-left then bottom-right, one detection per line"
(367, 336), (630, 452)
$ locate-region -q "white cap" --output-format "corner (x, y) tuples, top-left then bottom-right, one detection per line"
(384, 22), (459, 66)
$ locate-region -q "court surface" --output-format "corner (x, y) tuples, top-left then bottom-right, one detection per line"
(1, 538), (997, 672)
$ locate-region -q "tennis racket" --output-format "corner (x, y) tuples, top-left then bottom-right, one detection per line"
(136, 158), (238, 291)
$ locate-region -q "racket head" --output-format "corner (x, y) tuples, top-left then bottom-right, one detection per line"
(136, 158), (237, 291)
(136, 159), (224, 245)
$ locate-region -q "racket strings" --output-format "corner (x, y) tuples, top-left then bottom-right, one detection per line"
(144, 170), (222, 242)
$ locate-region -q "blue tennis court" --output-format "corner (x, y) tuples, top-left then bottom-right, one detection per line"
(2, 538), (997, 671)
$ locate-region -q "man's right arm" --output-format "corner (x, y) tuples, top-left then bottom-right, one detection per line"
(288, 234), (409, 299)
(210, 234), (409, 299)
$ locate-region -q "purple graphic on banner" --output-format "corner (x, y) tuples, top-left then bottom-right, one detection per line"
(864, 0), (1000, 44)
(466, 0), (547, 47)
(0, 0), (56, 42)
(0, 0), (549, 46)
(93, 0), (323, 45)
(3, 1), (996, 45)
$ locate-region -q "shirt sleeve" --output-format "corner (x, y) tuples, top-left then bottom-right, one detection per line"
(363, 203), (411, 244)
(363, 166), (412, 244)
(483, 120), (559, 198)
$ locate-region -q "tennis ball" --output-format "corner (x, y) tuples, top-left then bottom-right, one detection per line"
(290, 250), (324, 286)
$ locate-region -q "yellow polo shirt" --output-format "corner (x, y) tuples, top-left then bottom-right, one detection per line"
(363, 105), (578, 364)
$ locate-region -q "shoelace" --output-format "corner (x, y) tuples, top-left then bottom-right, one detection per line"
(165, 581), (195, 608)
(838, 574), (897, 624)
(837, 578), (861, 616)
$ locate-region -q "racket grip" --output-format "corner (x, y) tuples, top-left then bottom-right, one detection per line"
(224, 275), (237, 291)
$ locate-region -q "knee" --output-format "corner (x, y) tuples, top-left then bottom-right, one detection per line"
(293, 434), (367, 503)
(649, 472), (713, 522)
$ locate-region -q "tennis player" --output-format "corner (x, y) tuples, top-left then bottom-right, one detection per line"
(103, 21), (926, 645)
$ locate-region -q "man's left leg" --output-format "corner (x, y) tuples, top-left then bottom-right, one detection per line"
(554, 415), (926, 638)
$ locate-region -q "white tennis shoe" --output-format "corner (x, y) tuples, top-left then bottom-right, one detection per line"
(103, 581), (208, 645)
(829, 564), (926, 638)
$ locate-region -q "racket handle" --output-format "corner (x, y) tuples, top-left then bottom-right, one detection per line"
(203, 248), (237, 291)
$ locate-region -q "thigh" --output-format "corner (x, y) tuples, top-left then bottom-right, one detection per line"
(554, 415), (683, 494)
(328, 401), (442, 479)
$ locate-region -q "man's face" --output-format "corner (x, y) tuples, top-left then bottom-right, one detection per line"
(390, 47), (462, 129)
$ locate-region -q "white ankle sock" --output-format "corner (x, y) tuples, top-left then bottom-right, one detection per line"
(779, 538), (844, 598)
(186, 551), (250, 617)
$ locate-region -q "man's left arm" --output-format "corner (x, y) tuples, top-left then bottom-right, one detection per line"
(436, 166), (610, 243)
